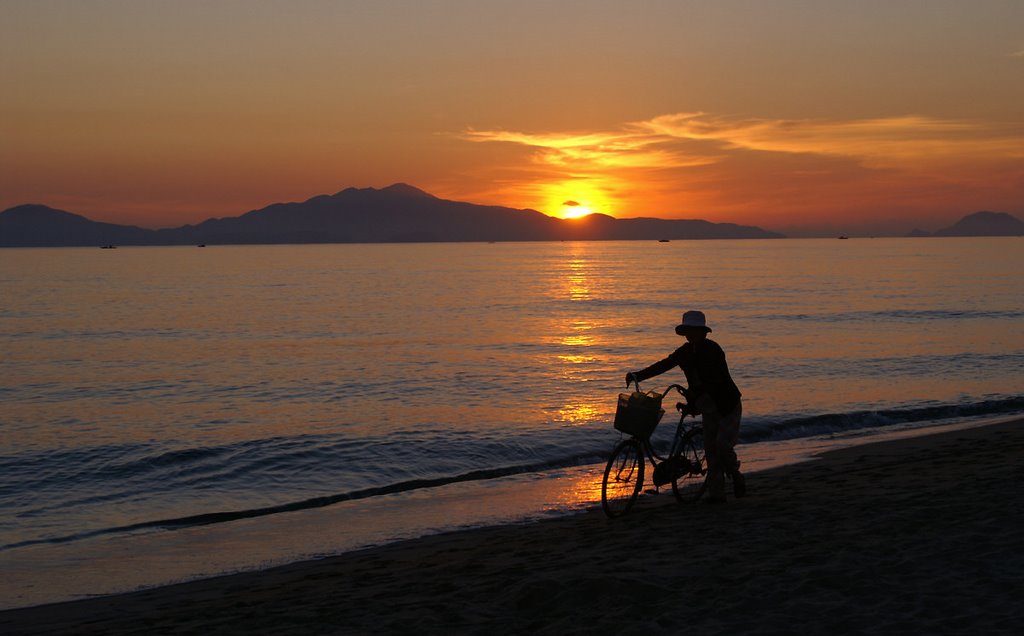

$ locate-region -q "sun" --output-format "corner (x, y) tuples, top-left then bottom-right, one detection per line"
(541, 183), (614, 219)
(559, 200), (593, 219)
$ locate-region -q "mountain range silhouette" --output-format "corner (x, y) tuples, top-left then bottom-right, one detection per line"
(907, 211), (1024, 237)
(0, 184), (784, 247)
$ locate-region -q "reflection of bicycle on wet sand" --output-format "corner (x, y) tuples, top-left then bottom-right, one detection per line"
(601, 382), (709, 517)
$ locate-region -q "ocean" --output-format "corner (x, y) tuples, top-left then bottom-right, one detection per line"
(1, 238), (1022, 608)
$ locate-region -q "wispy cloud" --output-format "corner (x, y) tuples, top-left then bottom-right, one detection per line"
(461, 126), (718, 170)
(1011, 49), (1024, 57)
(457, 112), (1024, 220)
(465, 112), (1024, 173)
(638, 113), (1024, 167)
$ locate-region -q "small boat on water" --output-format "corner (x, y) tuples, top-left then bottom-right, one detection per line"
(838, 236), (849, 240)
(658, 239), (670, 243)
(100, 245), (117, 249)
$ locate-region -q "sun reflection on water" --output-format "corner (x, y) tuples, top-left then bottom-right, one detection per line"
(554, 400), (602, 427)
(548, 247), (614, 428)
(567, 258), (591, 301)
(559, 319), (596, 347)
(560, 334), (594, 347)
(543, 467), (606, 510)
(557, 353), (596, 365)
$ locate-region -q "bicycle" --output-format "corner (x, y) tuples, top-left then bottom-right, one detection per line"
(601, 382), (708, 517)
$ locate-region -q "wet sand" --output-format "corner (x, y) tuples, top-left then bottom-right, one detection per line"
(3, 419), (1022, 635)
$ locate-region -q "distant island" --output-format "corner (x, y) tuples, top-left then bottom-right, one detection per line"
(5, 186), (1020, 247)
(0, 184), (783, 247)
(907, 211), (1024, 237)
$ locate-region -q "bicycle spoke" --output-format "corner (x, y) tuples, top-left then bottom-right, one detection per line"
(672, 428), (708, 503)
(602, 439), (644, 517)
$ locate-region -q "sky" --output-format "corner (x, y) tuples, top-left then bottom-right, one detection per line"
(2, 0), (1023, 236)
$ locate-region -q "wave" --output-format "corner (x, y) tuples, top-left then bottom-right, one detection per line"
(0, 450), (605, 552)
(764, 308), (1024, 323)
(740, 395), (1024, 443)
(4, 395), (1020, 552)
(741, 352), (1024, 380)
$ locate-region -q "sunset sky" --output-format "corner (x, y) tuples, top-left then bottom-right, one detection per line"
(3, 1), (1023, 236)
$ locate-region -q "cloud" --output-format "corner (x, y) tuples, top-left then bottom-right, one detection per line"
(637, 113), (1024, 168)
(466, 110), (1024, 172)
(461, 126), (719, 170)
(562, 200), (581, 206)
(1012, 49), (1024, 57)
(464, 112), (1024, 178)
(457, 111), (1024, 221)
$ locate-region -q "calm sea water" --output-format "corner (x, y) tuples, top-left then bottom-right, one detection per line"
(1, 238), (1022, 606)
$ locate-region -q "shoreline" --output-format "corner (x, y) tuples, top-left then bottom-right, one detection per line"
(3, 418), (1021, 634)
(0, 415), (1011, 611)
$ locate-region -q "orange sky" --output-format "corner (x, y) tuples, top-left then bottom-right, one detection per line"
(2, 1), (1023, 236)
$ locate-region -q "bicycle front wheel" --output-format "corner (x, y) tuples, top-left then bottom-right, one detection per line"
(672, 428), (707, 503)
(602, 438), (645, 517)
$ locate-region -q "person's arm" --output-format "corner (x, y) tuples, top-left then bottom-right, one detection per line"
(627, 351), (680, 386)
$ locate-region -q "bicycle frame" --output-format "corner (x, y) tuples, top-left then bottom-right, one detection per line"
(633, 383), (703, 484)
(634, 380), (700, 450)
(601, 382), (708, 516)
(644, 413), (689, 460)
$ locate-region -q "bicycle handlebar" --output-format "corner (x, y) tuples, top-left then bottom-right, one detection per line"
(626, 378), (690, 409)
(664, 384), (696, 414)
(624, 378), (695, 416)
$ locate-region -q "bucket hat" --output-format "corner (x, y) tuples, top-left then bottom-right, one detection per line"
(675, 310), (712, 335)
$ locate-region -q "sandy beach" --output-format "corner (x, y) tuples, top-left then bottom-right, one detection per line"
(3, 419), (1021, 635)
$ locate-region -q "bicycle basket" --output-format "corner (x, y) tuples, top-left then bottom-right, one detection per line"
(614, 391), (665, 438)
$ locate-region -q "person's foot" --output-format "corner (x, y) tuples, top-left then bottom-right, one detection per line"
(732, 471), (747, 498)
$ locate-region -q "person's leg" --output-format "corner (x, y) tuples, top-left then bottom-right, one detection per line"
(700, 401), (726, 501)
(718, 400), (742, 472)
(718, 401), (744, 497)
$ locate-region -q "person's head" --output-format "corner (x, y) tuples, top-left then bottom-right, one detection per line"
(675, 310), (712, 343)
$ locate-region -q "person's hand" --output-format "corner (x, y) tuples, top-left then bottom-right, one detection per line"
(676, 401), (698, 416)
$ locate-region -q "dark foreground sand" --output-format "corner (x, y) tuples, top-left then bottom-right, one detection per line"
(3, 420), (1022, 635)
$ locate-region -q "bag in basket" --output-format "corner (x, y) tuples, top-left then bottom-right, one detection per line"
(614, 390), (665, 438)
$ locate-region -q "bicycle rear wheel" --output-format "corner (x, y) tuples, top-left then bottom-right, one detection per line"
(672, 428), (707, 503)
(602, 438), (645, 517)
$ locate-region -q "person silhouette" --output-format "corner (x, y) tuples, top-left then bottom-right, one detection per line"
(626, 310), (745, 503)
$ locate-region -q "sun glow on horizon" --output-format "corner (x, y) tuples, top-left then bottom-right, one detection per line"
(559, 201), (593, 219)
(5, 4), (1024, 234)
(547, 185), (614, 219)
